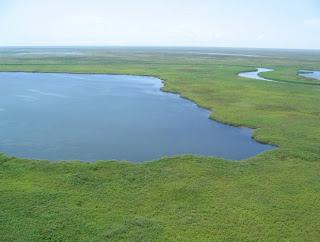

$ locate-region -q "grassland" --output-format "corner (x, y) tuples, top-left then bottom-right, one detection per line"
(0, 47), (320, 241)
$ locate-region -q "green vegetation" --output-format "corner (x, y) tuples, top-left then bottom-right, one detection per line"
(0, 47), (320, 241)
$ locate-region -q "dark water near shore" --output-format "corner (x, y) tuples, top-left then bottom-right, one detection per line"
(299, 70), (320, 80)
(0, 72), (273, 162)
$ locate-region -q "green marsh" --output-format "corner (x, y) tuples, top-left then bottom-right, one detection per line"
(0, 47), (320, 241)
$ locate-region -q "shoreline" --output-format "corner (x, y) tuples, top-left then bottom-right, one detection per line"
(0, 71), (277, 163)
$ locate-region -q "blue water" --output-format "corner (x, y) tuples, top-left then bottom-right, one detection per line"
(238, 68), (278, 82)
(0, 72), (273, 162)
(299, 70), (320, 81)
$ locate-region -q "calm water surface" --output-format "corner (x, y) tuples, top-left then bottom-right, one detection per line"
(238, 68), (278, 82)
(299, 70), (320, 80)
(0, 72), (273, 162)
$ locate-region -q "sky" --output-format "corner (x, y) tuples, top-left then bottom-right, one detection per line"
(0, 0), (319, 49)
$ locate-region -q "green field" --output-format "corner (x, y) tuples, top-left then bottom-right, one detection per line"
(0, 47), (320, 241)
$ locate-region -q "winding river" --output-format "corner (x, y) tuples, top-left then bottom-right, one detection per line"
(238, 68), (278, 82)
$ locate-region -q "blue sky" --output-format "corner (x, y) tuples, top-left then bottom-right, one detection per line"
(0, 0), (319, 49)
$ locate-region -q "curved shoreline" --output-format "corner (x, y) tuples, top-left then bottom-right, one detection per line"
(0, 71), (277, 163)
(238, 68), (279, 83)
(298, 70), (320, 81)
(238, 68), (320, 86)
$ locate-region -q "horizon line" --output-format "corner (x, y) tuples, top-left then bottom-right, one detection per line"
(0, 45), (319, 51)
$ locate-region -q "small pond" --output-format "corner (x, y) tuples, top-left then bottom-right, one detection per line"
(0, 72), (273, 162)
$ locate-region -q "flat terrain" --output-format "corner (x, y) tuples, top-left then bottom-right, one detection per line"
(0, 47), (320, 241)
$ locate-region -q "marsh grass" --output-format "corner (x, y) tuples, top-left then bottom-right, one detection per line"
(0, 47), (320, 241)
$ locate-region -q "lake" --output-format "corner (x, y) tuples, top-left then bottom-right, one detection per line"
(0, 72), (273, 162)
